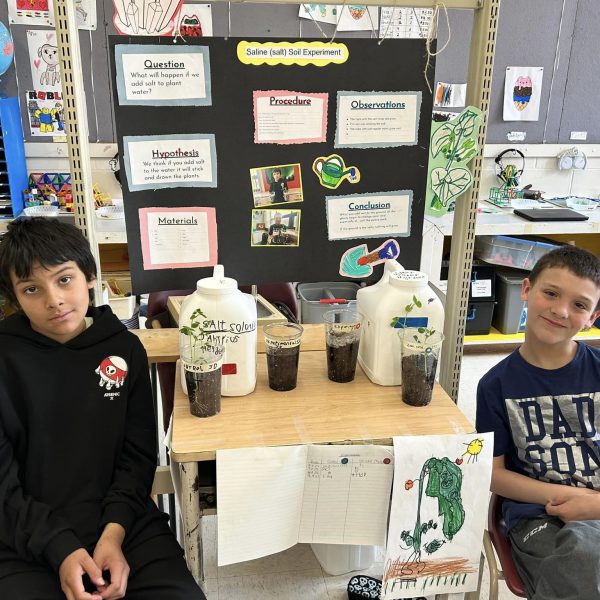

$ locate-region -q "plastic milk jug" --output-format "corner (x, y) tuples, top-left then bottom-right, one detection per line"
(357, 268), (444, 386)
(179, 265), (257, 396)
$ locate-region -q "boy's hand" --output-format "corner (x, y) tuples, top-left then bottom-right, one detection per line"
(92, 523), (129, 600)
(59, 548), (105, 600)
(546, 490), (600, 522)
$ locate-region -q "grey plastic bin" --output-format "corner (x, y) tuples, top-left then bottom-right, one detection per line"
(297, 282), (360, 324)
(492, 270), (527, 334)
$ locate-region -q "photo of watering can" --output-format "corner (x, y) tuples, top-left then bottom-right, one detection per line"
(312, 154), (361, 189)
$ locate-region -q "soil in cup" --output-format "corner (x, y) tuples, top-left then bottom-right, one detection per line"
(401, 352), (438, 407)
(267, 346), (300, 391)
(326, 333), (360, 383)
(185, 368), (222, 417)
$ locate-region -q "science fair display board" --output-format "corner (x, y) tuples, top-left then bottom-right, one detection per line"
(110, 36), (434, 292)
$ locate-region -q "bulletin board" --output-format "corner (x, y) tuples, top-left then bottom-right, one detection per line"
(110, 36), (434, 292)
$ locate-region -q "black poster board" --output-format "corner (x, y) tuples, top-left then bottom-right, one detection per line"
(110, 36), (434, 293)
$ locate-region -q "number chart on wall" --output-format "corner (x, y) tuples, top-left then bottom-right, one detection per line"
(110, 36), (435, 293)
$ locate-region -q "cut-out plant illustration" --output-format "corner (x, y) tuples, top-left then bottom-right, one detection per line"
(425, 106), (483, 216)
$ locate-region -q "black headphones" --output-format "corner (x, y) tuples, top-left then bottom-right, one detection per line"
(494, 148), (525, 188)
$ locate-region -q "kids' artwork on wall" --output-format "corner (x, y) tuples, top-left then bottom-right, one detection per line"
(425, 106), (482, 217)
(27, 30), (60, 92)
(336, 6), (379, 32)
(10, 0), (96, 29)
(112, 0), (184, 36)
(25, 89), (65, 137)
(250, 163), (303, 207)
(503, 66), (544, 122)
(298, 4), (338, 25)
(175, 2), (212, 37)
(382, 433), (493, 599)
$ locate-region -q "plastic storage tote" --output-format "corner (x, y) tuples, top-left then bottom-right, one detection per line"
(492, 270), (528, 334)
(465, 301), (495, 335)
(475, 235), (559, 271)
(311, 543), (376, 576)
(297, 282), (360, 324)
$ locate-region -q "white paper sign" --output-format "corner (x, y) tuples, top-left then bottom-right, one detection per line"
(253, 90), (328, 144)
(115, 45), (211, 106)
(139, 207), (217, 269)
(123, 134), (217, 191)
(335, 91), (421, 148)
(326, 192), (412, 240)
(382, 433), (493, 599)
(471, 279), (492, 298)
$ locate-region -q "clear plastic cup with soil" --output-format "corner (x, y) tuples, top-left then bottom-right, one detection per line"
(264, 323), (303, 391)
(400, 331), (444, 407)
(324, 308), (361, 383)
(181, 342), (225, 417)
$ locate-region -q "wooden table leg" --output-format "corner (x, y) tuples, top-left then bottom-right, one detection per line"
(178, 461), (204, 585)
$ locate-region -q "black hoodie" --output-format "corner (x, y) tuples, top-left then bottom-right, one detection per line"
(0, 305), (158, 574)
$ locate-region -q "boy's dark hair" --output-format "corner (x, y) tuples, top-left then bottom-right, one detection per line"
(529, 245), (600, 309)
(272, 168), (281, 175)
(0, 217), (97, 307)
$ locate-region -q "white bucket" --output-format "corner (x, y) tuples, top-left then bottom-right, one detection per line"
(311, 543), (376, 576)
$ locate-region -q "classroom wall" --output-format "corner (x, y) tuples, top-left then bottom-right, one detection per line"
(0, 1), (598, 144)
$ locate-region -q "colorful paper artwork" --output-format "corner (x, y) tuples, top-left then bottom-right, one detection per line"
(339, 239), (400, 278)
(312, 154), (360, 189)
(176, 2), (212, 37)
(298, 4), (338, 25)
(434, 82), (467, 108)
(27, 30), (60, 92)
(425, 106), (482, 217)
(26, 90), (65, 137)
(503, 66), (543, 122)
(8, 0), (52, 26)
(382, 433), (493, 599)
(112, 0), (184, 36)
(336, 6), (379, 32)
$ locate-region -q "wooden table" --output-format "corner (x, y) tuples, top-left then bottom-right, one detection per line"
(167, 325), (474, 585)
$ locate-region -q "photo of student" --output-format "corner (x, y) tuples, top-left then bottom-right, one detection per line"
(250, 163), (303, 207)
(251, 210), (301, 247)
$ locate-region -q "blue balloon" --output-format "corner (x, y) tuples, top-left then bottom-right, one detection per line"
(0, 22), (14, 79)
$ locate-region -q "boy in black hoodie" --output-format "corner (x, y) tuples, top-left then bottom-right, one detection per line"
(0, 218), (205, 600)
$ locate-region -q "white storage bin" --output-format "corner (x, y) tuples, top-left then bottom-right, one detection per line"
(102, 280), (136, 320)
(311, 543), (376, 576)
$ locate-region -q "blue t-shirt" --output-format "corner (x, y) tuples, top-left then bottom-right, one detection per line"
(476, 342), (600, 530)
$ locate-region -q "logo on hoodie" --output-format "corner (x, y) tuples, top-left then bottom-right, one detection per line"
(96, 356), (128, 391)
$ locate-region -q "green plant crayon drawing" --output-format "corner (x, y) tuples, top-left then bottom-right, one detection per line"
(425, 106), (483, 217)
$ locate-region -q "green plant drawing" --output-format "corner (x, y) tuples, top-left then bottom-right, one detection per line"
(399, 457), (465, 571)
(425, 106), (483, 217)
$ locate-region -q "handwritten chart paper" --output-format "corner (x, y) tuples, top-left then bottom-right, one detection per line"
(335, 91), (421, 148)
(379, 8), (433, 39)
(326, 191), (412, 240)
(253, 90), (328, 144)
(298, 445), (394, 545)
(217, 445), (394, 566)
(382, 433), (493, 599)
(139, 207), (217, 270)
(115, 44), (211, 106)
(123, 134), (217, 191)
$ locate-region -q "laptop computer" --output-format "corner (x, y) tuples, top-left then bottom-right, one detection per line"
(513, 208), (589, 222)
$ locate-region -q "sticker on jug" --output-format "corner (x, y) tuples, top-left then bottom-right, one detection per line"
(265, 337), (301, 350)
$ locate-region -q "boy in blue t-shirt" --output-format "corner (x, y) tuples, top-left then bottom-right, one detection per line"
(476, 245), (600, 599)
(477, 246), (600, 600)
